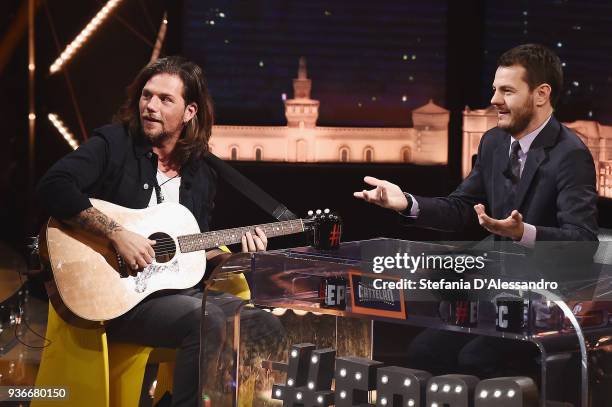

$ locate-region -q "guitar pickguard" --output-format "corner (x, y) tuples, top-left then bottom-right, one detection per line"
(132, 259), (180, 293)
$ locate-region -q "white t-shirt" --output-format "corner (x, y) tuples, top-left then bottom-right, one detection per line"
(148, 169), (181, 206)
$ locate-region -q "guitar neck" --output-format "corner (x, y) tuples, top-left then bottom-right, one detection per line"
(177, 219), (305, 253)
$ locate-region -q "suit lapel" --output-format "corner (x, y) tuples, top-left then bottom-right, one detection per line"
(492, 137), (511, 219)
(515, 116), (560, 210)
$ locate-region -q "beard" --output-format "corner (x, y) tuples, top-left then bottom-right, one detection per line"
(498, 97), (535, 136)
(140, 118), (171, 146)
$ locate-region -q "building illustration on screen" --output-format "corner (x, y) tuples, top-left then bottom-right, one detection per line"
(209, 58), (449, 164)
(462, 107), (612, 198)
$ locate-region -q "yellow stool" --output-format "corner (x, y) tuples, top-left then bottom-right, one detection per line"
(32, 302), (175, 407)
(33, 246), (249, 407)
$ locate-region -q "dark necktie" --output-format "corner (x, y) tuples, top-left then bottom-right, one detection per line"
(503, 140), (522, 217)
(508, 140), (522, 183)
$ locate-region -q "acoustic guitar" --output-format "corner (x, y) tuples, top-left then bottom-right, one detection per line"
(39, 198), (340, 323)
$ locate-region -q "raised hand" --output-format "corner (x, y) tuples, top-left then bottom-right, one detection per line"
(353, 176), (409, 211)
(474, 203), (524, 240)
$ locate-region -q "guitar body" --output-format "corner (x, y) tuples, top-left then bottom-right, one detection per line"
(41, 199), (206, 322)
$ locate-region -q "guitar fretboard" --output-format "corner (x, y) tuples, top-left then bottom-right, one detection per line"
(177, 219), (305, 253)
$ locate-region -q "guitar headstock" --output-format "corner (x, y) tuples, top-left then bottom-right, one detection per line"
(306, 208), (343, 250)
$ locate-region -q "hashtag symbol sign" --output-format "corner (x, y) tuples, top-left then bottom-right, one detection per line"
(455, 301), (469, 324)
(328, 224), (341, 246)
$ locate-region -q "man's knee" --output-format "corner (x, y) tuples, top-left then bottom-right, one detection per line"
(241, 308), (285, 346)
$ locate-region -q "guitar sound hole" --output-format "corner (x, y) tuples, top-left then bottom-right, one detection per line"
(149, 232), (176, 263)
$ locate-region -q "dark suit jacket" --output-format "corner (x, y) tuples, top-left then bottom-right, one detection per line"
(408, 116), (598, 241)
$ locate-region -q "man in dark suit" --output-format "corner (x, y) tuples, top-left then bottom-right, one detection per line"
(355, 43), (598, 244)
(354, 44), (598, 382)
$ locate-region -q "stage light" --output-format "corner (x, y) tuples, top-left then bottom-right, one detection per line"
(378, 367), (430, 407)
(49, 0), (124, 74)
(474, 377), (538, 407)
(427, 375), (479, 407)
(48, 113), (79, 150)
(335, 356), (383, 407)
(272, 307), (287, 316)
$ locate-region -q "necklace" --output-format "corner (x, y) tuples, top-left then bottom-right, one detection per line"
(154, 170), (180, 204)
(157, 169), (179, 186)
(158, 172), (179, 186)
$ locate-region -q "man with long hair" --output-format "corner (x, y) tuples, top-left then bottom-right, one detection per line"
(38, 56), (283, 406)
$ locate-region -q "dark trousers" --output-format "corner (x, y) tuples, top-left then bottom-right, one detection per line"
(406, 328), (540, 378)
(106, 288), (284, 407)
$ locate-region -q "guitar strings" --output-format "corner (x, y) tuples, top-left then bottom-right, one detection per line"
(151, 227), (293, 249)
(147, 221), (304, 254)
(128, 222), (306, 259)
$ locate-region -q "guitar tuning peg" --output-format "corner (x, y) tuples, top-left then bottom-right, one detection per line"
(315, 209), (322, 215)
(307, 210), (314, 216)
(324, 208), (330, 214)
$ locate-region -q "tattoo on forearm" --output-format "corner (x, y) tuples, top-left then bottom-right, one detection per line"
(69, 207), (123, 238)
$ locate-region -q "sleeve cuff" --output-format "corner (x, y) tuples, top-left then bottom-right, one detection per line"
(398, 193), (419, 218)
(516, 222), (536, 248)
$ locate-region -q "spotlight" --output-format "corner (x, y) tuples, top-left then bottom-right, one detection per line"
(48, 113), (79, 150)
(49, 0), (124, 74)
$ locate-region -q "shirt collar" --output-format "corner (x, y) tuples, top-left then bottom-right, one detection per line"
(510, 115), (551, 154)
(133, 133), (154, 158)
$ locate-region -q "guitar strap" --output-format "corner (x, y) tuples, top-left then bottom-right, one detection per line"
(199, 153), (297, 404)
(203, 152), (298, 221)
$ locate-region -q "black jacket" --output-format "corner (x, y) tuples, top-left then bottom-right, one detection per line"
(37, 124), (217, 232)
(407, 116), (598, 242)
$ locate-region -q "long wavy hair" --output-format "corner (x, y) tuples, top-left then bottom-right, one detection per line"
(115, 56), (214, 165)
